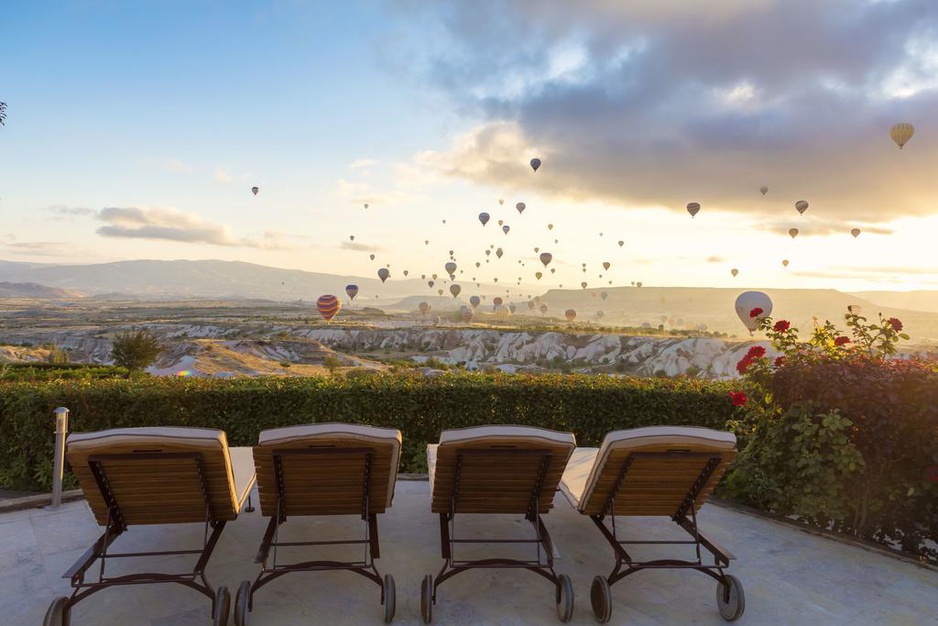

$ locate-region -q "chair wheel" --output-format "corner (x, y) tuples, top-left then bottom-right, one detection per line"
(234, 580), (252, 626)
(43, 597), (69, 626)
(420, 574), (434, 624)
(556, 574), (574, 623)
(590, 575), (612, 623)
(214, 585), (231, 626)
(383, 574), (396, 623)
(716, 574), (745, 621)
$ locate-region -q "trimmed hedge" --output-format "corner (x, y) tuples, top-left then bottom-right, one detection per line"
(0, 371), (734, 491)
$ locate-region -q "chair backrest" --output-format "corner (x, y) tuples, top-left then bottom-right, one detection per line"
(253, 423), (402, 517)
(576, 426), (736, 517)
(430, 425), (576, 515)
(67, 427), (239, 526)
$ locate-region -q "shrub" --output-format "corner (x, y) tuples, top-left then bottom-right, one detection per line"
(724, 308), (937, 562)
(110, 328), (163, 372)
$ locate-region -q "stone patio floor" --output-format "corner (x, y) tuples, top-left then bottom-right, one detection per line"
(4, 480), (936, 626)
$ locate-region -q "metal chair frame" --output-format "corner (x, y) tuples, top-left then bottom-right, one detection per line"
(60, 451), (228, 620)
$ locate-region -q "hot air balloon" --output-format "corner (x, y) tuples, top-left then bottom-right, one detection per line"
(502, 225), (510, 234)
(565, 309), (577, 321)
(636, 282), (642, 288)
(492, 296), (503, 308)
(445, 261), (457, 276)
(687, 202), (700, 217)
(760, 186), (768, 196)
(535, 272), (543, 280)
(370, 254), (376, 261)
(782, 259), (789, 267)
(345, 284), (359, 300)
(450, 284), (461, 298)
(460, 306), (473, 323)
(496, 248), (504, 259)
(499, 198), (504, 205)
(516, 202), (526, 214)
(795, 200), (808, 215)
(890, 122), (914, 149)
(316, 294), (342, 322)
(427, 280), (434, 288)
(617, 240), (624, 247)
(251, 186), (259, 196)
(364, 203), (369, 209)
(601, 291), (608, 300)
(377, 268), (390, 283)
(403, 270), (409, 276)
(469, 295), (481, 308)
(581, 282), (588, 289)
(731, 268), (739, 277)
(508, 303), (517, 314)
(530, 158), (541, 172)
(547, 223), (554, 230)
(851, 228), (861, 238)
(596, 310), (605, 319)
(349, 235), (355, 241)
(602, 261), (611, 271)
(735, 291), (772, 332)
(438, 289), (444, 296)
(789, 228), (799, 239)
(539, 252), (552, 267)
(419, 301), (431, 315)
(479, 212), (490, 226)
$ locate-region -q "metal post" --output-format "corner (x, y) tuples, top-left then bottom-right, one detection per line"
(48, 407), (69, 509)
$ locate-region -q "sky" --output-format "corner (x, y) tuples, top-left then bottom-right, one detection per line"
(2, 0), (938, 294)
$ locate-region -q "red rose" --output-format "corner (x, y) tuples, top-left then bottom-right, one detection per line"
(774, 356), (786, 367)
(887, 318), (903, 332)
(749, 307), (763, 318)
(728, 391), (747, 407)
(834, 336), (850, 346)
(746, 345), (766, 358)
(773, 320), (790, 332)
(736, 356), (752, 374)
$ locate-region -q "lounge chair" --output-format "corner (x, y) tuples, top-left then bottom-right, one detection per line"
(234, 423), (402, 625)
(559, 425), (744, 622)
(43, 426), (256, 626)
(421, 425), (577, 624)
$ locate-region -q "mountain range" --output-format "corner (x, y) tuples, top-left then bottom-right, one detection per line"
(0, 259), (936, 339)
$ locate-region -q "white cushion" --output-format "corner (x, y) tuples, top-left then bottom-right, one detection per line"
(560, 426), (736, 512)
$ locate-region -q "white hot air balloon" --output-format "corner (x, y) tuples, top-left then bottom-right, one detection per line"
(890, 122), (914, 149)
(735, 291), (773, 332)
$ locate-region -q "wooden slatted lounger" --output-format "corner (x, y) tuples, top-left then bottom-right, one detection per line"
(421, 425), (577, 624)
(43, 426), (257, 626)
(234, 423), (402, 625)
(559, 425), (744, 623)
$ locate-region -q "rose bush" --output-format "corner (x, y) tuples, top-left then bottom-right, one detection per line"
(723, 308), (938, 562)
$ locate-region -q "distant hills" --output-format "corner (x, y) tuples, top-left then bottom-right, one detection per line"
(0, 259), (937, 339)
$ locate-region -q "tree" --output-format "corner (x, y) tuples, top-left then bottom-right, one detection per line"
(110, 328), (163, 373)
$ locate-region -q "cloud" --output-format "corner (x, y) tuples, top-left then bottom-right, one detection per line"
(0, 241), (83, 258)
(97, 207), (239, 245)
(340, 241), (381, 252)
(214, 167), (232, 183)
(95, 208), (300, 249)
(163, 159), (194, 174)
(43, 205), (96, 221)
(392, 1), (938, 223)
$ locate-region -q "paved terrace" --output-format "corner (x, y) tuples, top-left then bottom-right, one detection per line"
(4, 480), (936, 626)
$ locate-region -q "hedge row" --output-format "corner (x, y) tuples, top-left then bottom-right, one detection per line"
(0, 371), (734, 491)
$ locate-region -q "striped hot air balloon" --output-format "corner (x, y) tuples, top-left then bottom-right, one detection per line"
(316, 294), (342, 322)
(890, 122), (914, 149)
